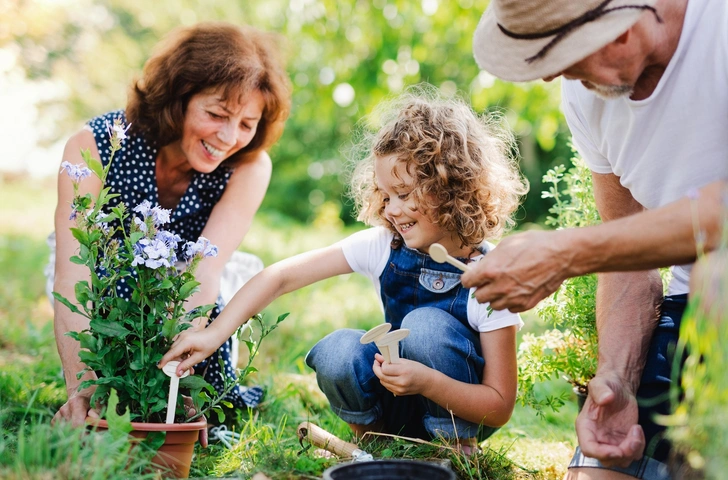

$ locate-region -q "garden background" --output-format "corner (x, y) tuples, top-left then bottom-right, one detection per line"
(2, 0), (586, 478)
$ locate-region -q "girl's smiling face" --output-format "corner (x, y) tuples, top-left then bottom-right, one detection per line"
(176, 88), (265, 173)
(375, 154), (467, 256)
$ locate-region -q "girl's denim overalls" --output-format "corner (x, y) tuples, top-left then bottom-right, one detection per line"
(305, 238), (496, 440)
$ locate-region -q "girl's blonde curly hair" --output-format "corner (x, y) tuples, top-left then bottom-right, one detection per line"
(349, 87), (528, 248)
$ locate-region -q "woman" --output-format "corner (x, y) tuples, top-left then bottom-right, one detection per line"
(51, 21), (291, 427)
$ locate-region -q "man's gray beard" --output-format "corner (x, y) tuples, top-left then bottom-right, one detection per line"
(587, 83), (634, 99)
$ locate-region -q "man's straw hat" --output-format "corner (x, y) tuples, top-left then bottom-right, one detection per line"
(473, 0), (658, 82)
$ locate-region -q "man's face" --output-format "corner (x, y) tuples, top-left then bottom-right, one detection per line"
(575, 80), (634, 99)
(541, 36), (638, 100)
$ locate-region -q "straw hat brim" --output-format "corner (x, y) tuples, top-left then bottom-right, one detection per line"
(473, 0), (656, 82)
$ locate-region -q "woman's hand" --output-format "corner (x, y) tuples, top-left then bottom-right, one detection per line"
(52, 390), (100, 428)
(160, 327), (227, 377)
(372, 353), (434, 397)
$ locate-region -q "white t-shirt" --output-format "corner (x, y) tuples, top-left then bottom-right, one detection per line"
(561, 0), (728, 295)
(337, 227), (523, 333)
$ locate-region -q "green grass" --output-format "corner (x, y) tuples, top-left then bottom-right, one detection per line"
(0, 174), (577, 479)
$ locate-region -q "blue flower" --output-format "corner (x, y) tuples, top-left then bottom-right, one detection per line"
(105, 119), (131, 143)
(133, 200), (153, 218)
(183, 236), (219, 260)
(133, 217), (148, 233)
(204, 244), (218, 258)
(150, 206), (172, 226)
(156, 230), (182, 249)
(131, 237), (173, 270)
(60, 161), (92, 183)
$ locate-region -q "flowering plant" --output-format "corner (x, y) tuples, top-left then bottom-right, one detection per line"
(54, 119), (221, 423)
(516, 156), (600, 415)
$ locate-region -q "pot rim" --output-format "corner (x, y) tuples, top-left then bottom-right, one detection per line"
(86, 416), (207, 431)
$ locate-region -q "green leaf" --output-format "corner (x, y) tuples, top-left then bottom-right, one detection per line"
(66, 331), (81, 341)
(130, 232), (144, 244)
(141, 431), (166, 453)
(70, 227), (90, 245)
(94, 376), (126, 386)
(77, 332), (97, 352)
(161, 317), (178, 341)
(106, 309), (119, 323)
(81, 148), (104, 180)
(129, 359), (144, 371)
(54, 292), (85, 316)
(89, 384), (110, 408)
(179, 376), (214, 391)
(78, 350), (101, 366)
(70, 255), (86, 265)
(183, 304), (215, 323)
(212, 406), (225, 424)
(89, 318), (130, 338)
(178, 280), (200, 299)
(74, 281), (91, 306)
(105, 389), (133, 440)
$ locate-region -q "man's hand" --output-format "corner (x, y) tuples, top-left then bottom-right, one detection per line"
(52, 390), (99, 428)
(576, 373), (645, 467)
(372, 353), (433, 396)
(461, 230), (572, 312)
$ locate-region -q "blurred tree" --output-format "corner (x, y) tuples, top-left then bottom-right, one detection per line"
(3, 0), (571, 226)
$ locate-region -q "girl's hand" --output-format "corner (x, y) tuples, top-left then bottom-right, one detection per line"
(160, 327), (226, 377)
(372, 353), (433, 397)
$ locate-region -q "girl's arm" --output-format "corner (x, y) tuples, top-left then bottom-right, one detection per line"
(374, 325), (518, 427)
(183, 151), (272, 326)
(161, 243), (354, 376)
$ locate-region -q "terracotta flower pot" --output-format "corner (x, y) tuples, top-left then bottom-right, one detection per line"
(87, 417), (207, 478)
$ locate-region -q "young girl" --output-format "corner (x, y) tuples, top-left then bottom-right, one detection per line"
(161, 90), (528, 449)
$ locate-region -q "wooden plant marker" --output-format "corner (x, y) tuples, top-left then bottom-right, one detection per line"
(360, 323), (391, 344)
(375, 329), (410, 363)
(162, 360), (191, 424)
(360, 323), (410, 363)
(429, 243), (471, 272)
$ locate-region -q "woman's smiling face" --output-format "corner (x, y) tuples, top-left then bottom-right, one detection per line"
(178, 88), (265, 173)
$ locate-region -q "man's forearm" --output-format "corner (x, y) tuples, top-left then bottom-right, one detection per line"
(565, 180), (724, 277)
(594, 270), (663, 392)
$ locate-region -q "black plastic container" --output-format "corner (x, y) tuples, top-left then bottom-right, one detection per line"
(323, 459), (455, 480)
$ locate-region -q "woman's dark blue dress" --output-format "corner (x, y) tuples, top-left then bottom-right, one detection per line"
(88, 110), (263, 409)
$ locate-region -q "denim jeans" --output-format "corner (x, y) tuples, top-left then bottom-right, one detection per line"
(568, 294), (687, 479)
(305, 306), (497, 440)
(637, 293), (687, 461)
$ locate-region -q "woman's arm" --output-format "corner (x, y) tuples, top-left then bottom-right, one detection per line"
(52, 129), (103, 426)
(374, 325), (518, 427)
(161, 243), (354, 376)
(184, 151), (272, 324)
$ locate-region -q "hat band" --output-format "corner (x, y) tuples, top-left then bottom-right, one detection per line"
(497, 0), (662, 64)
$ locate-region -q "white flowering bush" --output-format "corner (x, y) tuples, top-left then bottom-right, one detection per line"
(54, 119), (222, 423)
(517, 156), (600, 416)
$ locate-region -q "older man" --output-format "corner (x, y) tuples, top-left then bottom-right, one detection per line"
(465, 0), (727, 479)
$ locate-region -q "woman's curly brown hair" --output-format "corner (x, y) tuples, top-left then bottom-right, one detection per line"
(126, 22), (292, 167)
(349, 86), (528, 248)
